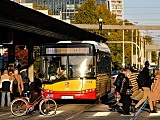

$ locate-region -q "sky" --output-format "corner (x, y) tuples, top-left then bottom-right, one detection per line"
(124, 0), (160, 44)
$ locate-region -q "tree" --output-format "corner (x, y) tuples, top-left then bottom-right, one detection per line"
(15, 45), (28, 65)
(152, 51), (157, 63)
(72, 0), (135, 69)
(32, 1), (53, 15)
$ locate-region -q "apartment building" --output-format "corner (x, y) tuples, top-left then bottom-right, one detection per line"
(12, 0), (123, 21)
(108, 0), (123, 21)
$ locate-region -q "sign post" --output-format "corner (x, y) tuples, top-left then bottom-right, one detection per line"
(122, 63), (125, 68)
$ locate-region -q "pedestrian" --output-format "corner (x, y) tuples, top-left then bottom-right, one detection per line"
(20, 66), (30, 92)
(134, 61), (156, 113)
(130, 65), (138, 73)
(150, 70), (160, 111)
(113, 68), (127, 94)
(10, 68), (24, 98)
(29, 75), (42, 103)
(0, 70), (13, 107)
(119, 70), (133, 115)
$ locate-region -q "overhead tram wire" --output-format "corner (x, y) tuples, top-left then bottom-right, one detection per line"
(124, 7), (160, 8)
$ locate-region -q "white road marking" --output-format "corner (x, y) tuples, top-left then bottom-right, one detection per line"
(120, 113), (134, 116)
(149, 111), (160, 116)
(0, 112), (11, 117)
(93, 112), (111, 116)
(39, 110), (63, 117)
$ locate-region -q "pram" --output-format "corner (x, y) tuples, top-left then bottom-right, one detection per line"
(130, 99), (148, 120)
(111, 90), (144, 112)
(111, 72), (145, 112)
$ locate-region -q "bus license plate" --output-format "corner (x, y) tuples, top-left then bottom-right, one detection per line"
(61, 96), (74, 99)
(46, 94), (53, 98)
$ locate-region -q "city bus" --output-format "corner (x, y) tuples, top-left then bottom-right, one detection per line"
(39, 41), (111, 100)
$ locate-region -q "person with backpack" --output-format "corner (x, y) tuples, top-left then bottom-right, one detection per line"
(0, 70), (12, 107)
(134, 61), (156, 113)
(20, 66), (30, 92)
(113, 68), (127, 94)
(120, 70), (133, 115)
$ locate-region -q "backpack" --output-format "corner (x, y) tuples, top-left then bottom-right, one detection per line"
(136, 70), (146, 87)
(113, 73), (125, 92)
(21, 71), (30, 83)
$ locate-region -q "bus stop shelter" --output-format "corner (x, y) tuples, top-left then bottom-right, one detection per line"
(0, 1), (107, 81)
(0, 0), (106, 45)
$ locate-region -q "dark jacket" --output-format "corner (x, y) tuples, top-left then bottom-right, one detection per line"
(30, 77), (42, 93)
(137, 67), (152, 89)
(113, 73), (125, 93)
(120, 77), (132, 95)
(0, 79), (12, 92)
(21, 71), (29, 83)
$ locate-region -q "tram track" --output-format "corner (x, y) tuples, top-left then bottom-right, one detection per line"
(0, 92), (115, 120)
(0, 104), (64, 120)
(65, 103), (96, 120)
(63, 98), (104, 120)
(60, 92), (115, 120)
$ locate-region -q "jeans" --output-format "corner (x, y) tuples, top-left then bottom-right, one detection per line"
(1, 92), (11, 106)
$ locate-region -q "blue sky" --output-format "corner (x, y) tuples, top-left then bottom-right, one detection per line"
(124, 0), (160, 25)
(124, 0), (160, 43)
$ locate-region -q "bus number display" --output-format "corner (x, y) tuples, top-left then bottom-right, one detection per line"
(46, 48), (89, 54)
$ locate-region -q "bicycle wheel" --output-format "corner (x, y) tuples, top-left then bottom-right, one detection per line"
(11, 98), (28, 116)
(39, 99), (57, 116)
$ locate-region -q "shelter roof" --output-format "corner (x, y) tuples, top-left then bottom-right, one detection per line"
(0, 1), (107, 44)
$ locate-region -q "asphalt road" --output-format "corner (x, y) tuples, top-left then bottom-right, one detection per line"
(0, 97), (160, 120)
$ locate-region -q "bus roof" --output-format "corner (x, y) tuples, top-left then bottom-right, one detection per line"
(57, 41), (110, 53)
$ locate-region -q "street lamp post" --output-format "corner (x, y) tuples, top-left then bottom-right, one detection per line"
(122, 22), (125, 68)
(131, 30), (134, 66)
(136, 29), (138, 68)
(99, 18), (102, 35)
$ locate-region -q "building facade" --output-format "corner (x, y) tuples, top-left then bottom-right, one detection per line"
(108, 0), (123, 21)
(13, 0), (123, 21)
(13, 0), (108, 20)
(33, 0), (108, 20)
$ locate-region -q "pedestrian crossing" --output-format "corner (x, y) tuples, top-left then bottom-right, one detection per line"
(39, 110), (63, 117)
(93, 112), (111, 116)
(149, 111), (160, 116)
(1, 109), (160, 119)
(38, 110), (160, 117)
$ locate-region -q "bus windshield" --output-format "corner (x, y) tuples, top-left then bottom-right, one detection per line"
(40, 55), (95, 82)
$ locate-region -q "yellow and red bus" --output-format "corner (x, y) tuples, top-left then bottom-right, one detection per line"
(40, 41), (111, 100)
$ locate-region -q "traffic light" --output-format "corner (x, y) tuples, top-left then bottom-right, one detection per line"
(99, 22), (102, 31)
(99, 18), (103, 31)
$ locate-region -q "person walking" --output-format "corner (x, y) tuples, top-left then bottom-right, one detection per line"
(119, 70), (133, 115)
(113, 68), (127, 94)
(20, 66), (30, 92)
(150, 70), (160, 111)
(0, 70), (13, 107)
(130, 65), (138, 73)
(10, 68), (24, 98)
(134, 61), (155, 113)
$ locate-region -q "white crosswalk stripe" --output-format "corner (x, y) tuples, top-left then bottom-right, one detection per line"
(149, 111), (160, 116)
(39, 110), (63, 117)
(93, 112), (111, 116)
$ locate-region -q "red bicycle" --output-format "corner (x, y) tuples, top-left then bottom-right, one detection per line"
(10, 88), (57, 116)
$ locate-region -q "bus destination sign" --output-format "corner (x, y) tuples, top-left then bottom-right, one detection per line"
(46, 48), (89, 54)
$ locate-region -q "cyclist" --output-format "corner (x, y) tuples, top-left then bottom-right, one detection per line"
(29, 76), (42, 111)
